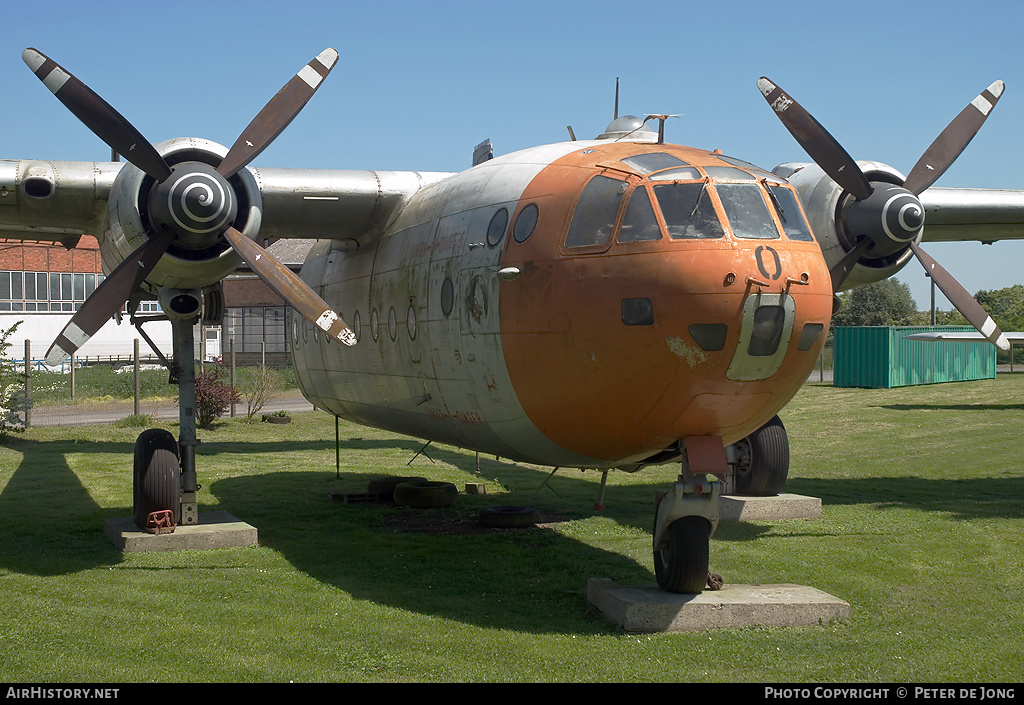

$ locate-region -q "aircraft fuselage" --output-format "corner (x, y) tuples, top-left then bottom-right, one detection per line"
(292, 138), (833, 469)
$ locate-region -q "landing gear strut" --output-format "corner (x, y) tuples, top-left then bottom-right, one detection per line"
(130, 288), (204, 529)
(653, 436), (724, 594)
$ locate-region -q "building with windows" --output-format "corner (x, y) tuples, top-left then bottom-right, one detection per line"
(1, 236), (311, 368)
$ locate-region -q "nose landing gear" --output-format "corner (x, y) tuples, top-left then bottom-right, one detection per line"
(653, 436), (725, 594)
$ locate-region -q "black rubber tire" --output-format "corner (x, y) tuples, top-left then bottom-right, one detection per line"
(654, 515), (710, 594)
(480, 505), (536, 529)
(734, 415), (790, 497)
(393, 479), (458, 508)
(367, 476), (427, 503)
(132, 428), (180, 529)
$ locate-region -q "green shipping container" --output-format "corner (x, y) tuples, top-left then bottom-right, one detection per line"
(833, 326), (996, 388)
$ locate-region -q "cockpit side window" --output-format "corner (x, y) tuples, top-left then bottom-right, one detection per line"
(618, 186), (661, 242)
(565, 175), (627, 248)
(767, 185), (815, 241)
(654, 182), (724, 239)
(716, 183), (779, 239)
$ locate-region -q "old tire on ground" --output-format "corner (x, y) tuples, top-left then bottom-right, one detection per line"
(132, 428), (180, 529)
(480, 505), (536, 529)
(654, 515), (710, 594)
(734, 415), (789, 496)
(367, 476), (427, 503)
(393, 479), (458, 508)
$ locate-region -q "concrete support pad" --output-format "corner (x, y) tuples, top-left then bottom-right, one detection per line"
(588, 578), (849, 633)
(720, 493), (821, 522)
(104, 511), (258, 553)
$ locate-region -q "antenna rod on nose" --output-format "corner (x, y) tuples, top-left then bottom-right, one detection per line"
(614, 77), (620, 120)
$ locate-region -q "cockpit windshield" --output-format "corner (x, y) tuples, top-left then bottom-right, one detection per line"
(715, 183), (778, 239)
(767, 185), (815, 241)
(654, 183), (724, 239)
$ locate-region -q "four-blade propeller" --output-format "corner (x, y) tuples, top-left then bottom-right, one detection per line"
(758, 77), (1009, 350)
(24, 47), (356, 365)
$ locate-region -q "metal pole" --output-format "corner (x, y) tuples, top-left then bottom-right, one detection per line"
(23, 339), (30, 428)
(335, 416), (340, 479)
(134, 339), (141, 417)
(229, 338), (236, 418)
(70, 353), (76, 402)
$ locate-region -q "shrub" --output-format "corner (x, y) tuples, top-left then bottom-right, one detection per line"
(194, 368), (240, 429)
(1, 321), (29, 436)
(238, 365), (285, 423)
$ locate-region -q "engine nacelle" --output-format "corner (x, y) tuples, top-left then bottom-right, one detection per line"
(103, 137), (263, 292)
(775, 160), (920, 290)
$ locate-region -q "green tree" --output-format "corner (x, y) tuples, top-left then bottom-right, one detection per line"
(975, 284), (1024, 333)
(833, 279), (917, 327)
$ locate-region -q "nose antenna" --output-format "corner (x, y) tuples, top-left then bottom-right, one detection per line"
(614, 77), (620, 120)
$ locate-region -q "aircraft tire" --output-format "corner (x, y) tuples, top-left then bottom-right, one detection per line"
(654, 515), (710, 594)
(132, 428), (180, 529)
(479, 505), (536, 529)
(734, 415), (789, 496)
(393, 479), (458, 508)
(367, 476), (427, 503)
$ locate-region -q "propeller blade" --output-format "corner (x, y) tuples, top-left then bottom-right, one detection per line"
(910, 241), (1009, 351)
(44, 229), (175, 365)
(757, 77), (873, 201)
(222, 227), (356, 346)
(217, 48), (339, 180)
(902, 80), (1004, 195)
(829, 238), (873, 293)
(22, 48), (172, 182)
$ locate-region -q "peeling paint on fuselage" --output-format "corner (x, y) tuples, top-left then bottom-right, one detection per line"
(666, 337), (707, 367)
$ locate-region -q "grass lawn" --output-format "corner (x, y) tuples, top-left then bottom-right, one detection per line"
(1, 374), (1022, 682)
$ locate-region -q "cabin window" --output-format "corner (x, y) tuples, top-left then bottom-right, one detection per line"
(388, 307), (398, 341)
(716, 156), (785, 182)
(620, 152), (690, 174)
(716, 183), (779, 239)
(653, 182), (724, 239)
(407, 305), (418, 340)
(618, 186), (661, 242)
(649, 167), (702, 181)
(486, 208), (508, 247)
(513, 203), (538, 243)
(441, 277), (455, 318)
(767, 185), (815, 241)
(564, 175), (627, 248)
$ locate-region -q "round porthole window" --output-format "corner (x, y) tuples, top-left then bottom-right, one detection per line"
(486, 208), (509, 247)
(441, 277), (455, 318)
(352, 310), (361, 342)
(388, 307), (397, 341)
(407, 305), (418, 340)
(370, 308), (379, 341)
(513, 203), (539, 243)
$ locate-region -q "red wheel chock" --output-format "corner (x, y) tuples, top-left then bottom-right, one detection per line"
(145, 510), (176, 535)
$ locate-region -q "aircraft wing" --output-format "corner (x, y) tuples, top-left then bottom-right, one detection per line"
(906, 331), (1024, 343)
(920, 187), (1024, 243)
(0, 158), (453, 247)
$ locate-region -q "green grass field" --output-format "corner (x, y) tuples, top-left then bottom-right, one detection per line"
(1, 374), (1022, 682)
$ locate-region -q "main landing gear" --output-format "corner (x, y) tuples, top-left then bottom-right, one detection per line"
(130, 287), (208, 531)
(652, 416), (790, 593)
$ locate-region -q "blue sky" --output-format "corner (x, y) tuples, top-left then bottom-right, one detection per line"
(6, 0), (1024, 310)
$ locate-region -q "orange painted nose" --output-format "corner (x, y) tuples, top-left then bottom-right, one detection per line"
(500, 242), (832, 464)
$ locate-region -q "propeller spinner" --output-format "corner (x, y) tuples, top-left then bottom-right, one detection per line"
(758, 77), (1010, 351)
(23, 47), (356, 365)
